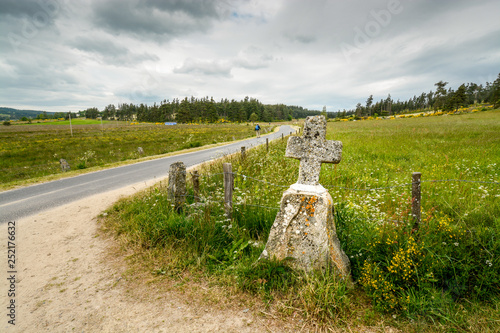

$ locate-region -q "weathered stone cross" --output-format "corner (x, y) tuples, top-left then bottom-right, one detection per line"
(285, 115), (342, 186)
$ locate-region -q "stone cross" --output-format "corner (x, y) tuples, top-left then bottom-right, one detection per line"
(285, 116), (342, 186)
(260, 115), (351, 280)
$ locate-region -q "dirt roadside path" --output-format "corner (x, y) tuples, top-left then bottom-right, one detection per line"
(0, 174), (307, 332)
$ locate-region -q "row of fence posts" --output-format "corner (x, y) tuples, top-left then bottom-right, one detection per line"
(219, 165), (422, 228)
(174, 127), (422, 229)
(191, 130), (296, 219)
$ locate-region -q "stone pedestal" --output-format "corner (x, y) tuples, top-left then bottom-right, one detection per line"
(260, 185), (350, 278)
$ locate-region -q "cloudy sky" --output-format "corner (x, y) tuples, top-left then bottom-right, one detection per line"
(1, 0), (499, 113)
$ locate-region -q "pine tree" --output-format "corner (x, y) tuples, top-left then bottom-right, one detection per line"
(176, 98), (191, 123)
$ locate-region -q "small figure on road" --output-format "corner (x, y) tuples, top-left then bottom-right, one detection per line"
(255, 123), (261, 138)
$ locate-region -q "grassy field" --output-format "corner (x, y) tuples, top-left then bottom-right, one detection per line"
(0, 122), (272, 188)
(26, 118), (109, 125)
(102, 110), (499, 331)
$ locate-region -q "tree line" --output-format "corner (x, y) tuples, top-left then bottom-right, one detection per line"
(345, 72), (500, 119)
(76, 96), (321, 123)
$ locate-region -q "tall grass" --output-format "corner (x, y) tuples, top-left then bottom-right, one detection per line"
(0, 122), (268, 185)
(103, 110), (500, 330)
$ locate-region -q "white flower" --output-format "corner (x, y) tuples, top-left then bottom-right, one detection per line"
(454, 242), (459, 247)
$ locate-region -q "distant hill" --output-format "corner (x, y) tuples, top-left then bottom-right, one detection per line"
(0, 107), (52, 120)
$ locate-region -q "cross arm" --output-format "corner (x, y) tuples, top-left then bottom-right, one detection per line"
(319, 140), (342, 164)
(285, 136), (304, 160)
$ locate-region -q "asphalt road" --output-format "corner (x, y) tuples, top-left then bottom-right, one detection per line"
(0, 125), (294, 223)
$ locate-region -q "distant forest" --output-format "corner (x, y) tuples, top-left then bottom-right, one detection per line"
(5, 73), (499, 123)
(74, 72), (500, 122)
(345, 72), (500, 119)
(0, 107), (48, 121)
(39, 97), (320, 123)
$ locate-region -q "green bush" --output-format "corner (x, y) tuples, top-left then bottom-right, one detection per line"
(183, 141), (202, 149)
(76, 161), (86, 169)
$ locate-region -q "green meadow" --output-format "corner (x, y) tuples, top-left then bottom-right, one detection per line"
(27, 118), (108, 125)
(0, 122), (271, 188)
(103, 110), (500, 331)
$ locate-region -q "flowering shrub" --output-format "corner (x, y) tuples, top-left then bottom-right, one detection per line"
(339, 206), (500, 314)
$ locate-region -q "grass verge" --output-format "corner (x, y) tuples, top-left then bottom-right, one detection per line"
(101, 110), (500, 331)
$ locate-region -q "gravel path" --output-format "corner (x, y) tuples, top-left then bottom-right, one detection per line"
(1, 180), (304, 332)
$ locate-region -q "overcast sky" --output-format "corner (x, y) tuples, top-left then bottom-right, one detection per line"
(1, 0), (499, 113)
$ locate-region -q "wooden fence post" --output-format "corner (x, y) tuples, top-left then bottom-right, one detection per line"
(223, 163), (233, 219)
(266, 138), (269, 152)
(192, 170), (199, 202)
(241, 146), (246, 159)
(412, 172), (422, 230)
(281, 133), (284, 141)
(167, 161), (186, 212)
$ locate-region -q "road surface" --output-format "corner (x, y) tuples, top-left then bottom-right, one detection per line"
(0, 125), (294, 222)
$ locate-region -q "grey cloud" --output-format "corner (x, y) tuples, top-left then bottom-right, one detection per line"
(0, 0), (45, 18)
(233, 58), (267, 70)
(174, 47), (275, 76)
(91, 0), (223, 40)
(69, 36), (159, 66)
(1, 0), (499, 113)
(399, 29), (500, 81)
(0, 0), (62, 42)
(141, 0), (220, 18)
(233, 46), (275, 69)
(345, 0), (498, 42)
(173, 58), (232, 77)
(285, 33), (316, 44)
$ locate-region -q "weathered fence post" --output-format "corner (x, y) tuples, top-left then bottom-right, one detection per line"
(59, 159), (70, 172)
(168, 161), (186, 212)
(223, 163), (233, 219)
(192, 170), (199, 202)
(266, 138), (269, 152)
(412, 172), (422, 230)
(281, 133), (284, 141)
(241, 146), (246, 159)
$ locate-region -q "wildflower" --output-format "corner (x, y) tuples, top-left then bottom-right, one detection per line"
(454, 242), (459, 247)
